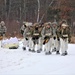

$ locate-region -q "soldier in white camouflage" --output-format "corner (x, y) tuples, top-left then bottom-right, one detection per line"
(20, 22), (26, 36)
(0, 21), (7, 39)
(32, 23), (41, 53)
(23, 24), (33, 51)
(59, 20), (71, 56)
(56, 23), (61, 54)
(41, 22), (52, 55)
(51, 22), (60, 54)
(37, 23), (44, 53)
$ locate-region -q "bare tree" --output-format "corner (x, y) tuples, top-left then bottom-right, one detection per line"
(8, 0), (11, 18)
(4, 0), (7, 18)
(37, 0), (40, 22)
(39, 0), (54, 23)
(24, 0), (26, 21)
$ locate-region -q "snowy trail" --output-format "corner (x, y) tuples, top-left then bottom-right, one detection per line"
(0, 41), (75, 75)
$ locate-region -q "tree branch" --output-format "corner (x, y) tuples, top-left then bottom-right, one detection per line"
(39, 0), (55, 23)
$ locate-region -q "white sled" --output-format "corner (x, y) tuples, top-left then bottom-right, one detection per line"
(1, 37), (19, 49)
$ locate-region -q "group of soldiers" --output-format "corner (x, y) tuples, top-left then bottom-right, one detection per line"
(21, 20), (71, 56)
(0, 20), (71, 56)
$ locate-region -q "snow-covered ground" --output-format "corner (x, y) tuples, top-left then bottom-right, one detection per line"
(0, 40), (75, 75)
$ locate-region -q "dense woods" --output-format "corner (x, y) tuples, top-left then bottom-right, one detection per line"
(0, 0), (75, 35)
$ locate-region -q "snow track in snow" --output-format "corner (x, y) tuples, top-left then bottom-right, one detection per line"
(0, 40), (75, 75)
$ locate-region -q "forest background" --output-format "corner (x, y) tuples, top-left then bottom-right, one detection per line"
(0, 0), (75, 43)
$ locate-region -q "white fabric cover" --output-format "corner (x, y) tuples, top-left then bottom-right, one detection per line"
(1, 37), (19, 48)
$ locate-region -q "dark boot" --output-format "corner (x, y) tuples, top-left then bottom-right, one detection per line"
(65, 51), (68, 55)
(23, 47), (26, 50)
(56, 51), (60, 54)
(61, 53), (66, 56)
(40, 48), (42, 51)
(45, 51), (51, 55)
(37, 50), (41, 53)
(29, 49), (32, 52)
(61, 51), (68, 56)
(32, 50), (36, 52)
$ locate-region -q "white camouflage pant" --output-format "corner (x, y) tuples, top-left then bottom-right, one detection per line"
(52, 38), (58, 50)
(45, 38), (52, 52)
(29, 37), (33, 50)
(23, 37), (33, 50)
(32, 38), (39, 51)
(60, 38), (68, 54)
(39, 37), (43, 50)
(57, 39), (60, 52)
(32, 37), (43, 51)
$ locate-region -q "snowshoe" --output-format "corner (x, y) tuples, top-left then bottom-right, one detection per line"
(45, 51), (51, 55)
(37, 50), (41, 53)
(61, 53), (66, 56)
(31, 50), (36, 52)
(61, 51), (68, 56)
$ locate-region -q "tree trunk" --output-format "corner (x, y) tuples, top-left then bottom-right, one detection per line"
(39, 0), (54, 23)
(37, 0), (40, 23)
